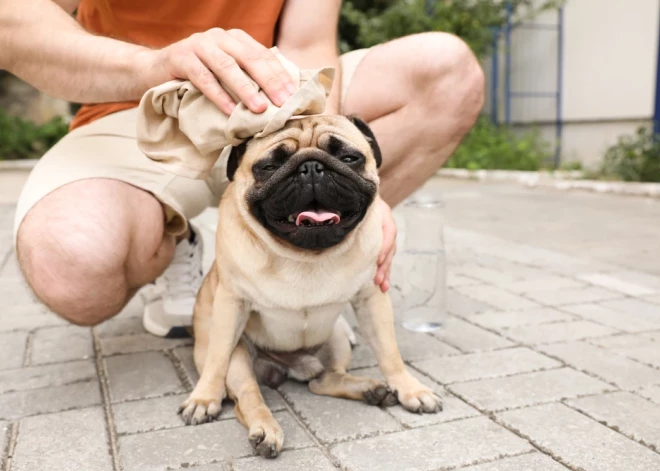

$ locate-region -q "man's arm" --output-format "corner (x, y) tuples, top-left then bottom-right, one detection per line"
(0, 0), (295, 113)
(276, 0), (342, 115)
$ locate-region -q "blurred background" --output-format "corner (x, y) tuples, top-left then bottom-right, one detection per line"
(1, 0), (659, 183)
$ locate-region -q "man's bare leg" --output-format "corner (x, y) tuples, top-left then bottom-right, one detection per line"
(343, 32), (485, 206)
(17, 178), (175, 326)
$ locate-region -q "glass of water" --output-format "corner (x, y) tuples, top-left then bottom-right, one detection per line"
(391, 192), (447, 333)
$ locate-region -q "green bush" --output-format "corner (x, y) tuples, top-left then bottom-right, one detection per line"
(339, 0), (564, 57)
(445, 117), (551, 171)
(600, 127), (660, 182)
(0, 109), (69, 160)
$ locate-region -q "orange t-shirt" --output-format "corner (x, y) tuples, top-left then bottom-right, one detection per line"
(70, 0), (286, 130)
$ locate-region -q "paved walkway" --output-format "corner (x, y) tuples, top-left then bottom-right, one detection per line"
(1, 177), (660, 471)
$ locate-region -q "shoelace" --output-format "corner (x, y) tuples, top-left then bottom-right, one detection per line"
(160, 241), (202, 300)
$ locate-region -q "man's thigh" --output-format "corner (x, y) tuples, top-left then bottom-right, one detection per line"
(13, 108), (228, 245)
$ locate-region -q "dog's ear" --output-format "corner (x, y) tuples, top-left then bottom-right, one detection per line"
(226, 140), (250, 182)
(347, 115), (382, 168)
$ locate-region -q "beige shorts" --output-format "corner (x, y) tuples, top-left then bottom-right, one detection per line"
(13, 48), (370, 244)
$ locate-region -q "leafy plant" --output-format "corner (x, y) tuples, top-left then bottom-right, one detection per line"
(339, 0), (565, 57)
(600, 127), (660, 182)
(445, 116), (551, 170)
(0, 109), (69, 160)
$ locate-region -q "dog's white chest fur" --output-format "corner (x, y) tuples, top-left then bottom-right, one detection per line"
(219, 204), (382, 352)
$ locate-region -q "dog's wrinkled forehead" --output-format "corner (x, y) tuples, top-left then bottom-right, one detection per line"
(245, 116), (376, 167)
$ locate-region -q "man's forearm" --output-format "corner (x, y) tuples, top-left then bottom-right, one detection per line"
(0, 0), (160, 103)
(279, 43), (342, 115)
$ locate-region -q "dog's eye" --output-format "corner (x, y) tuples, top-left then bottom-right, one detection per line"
(261, 164), (279, 172)
(341, 155), (360, 164)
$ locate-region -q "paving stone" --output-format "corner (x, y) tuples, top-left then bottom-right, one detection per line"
(330, 416), (533, 471)
(539, 341), (660, 388)
(173, 346), (198, 384)
(0, 279), (37, 306)
(498, 320), (618, 345)
(448, 367), (612, 412)
(578, 273), (656, 296)
(354, 366), (480, 428)
(114, 387), (287, 435)
(458, 452), (568, 471)
(0, 304), (67, 332)
(495, 276), (586, 294)
(447, 273), (482, 288)
(350, 328), (459, 370)
(471, 308), (576, 329)
(413, 347), (560, 384)
(599, 298), (660, 329)
(105, 351), (185, 402)
(433, 316), (514, 352)
(566, 392), (660, 450)
(446, 290), (496, 317)
(94, 295), (147, 338)
(278, 380), (402, 444)
(562, 303), (660, 333)
(636, 385), (660, 404)
(591, 334), (660, 369)
(119, 411), (313, 471)
(186, 464), (227, 471)
(0, 421), (8, 468)
(454, 285), (540, 311)
(0, 331), (27, 370)
(645, 294), (660, 305)
(31, 325), (93, 365)
(497, 403), (660, 471)
(12, 407), (113, 471)
(0, 359), (96, 394)
(0, 380), (101, 420)
(233, 448), (336, 471)
(523, 286), (623, 306)
(601, 270), (660, 292)
(0, 252), (21, 277)
(454, 265), (521, 285)
(101, 333), (192, 356)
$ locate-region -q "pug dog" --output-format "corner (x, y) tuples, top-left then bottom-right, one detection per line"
(178, 115), (442, 458)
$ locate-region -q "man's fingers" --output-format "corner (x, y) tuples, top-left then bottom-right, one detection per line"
(183, 54), (237, 114)
(206, 28), (292, 108)
(225, 29), (297, 100)
(194, 38), (267, 113)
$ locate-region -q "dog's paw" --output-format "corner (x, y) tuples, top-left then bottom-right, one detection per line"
(363, 383), (398, 407)
(389, 376), (443, 414)
(248, 421), (284, 459)
(178, 395), (223, 425)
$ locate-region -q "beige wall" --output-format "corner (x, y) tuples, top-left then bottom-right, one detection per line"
(482, 0), (660, 164)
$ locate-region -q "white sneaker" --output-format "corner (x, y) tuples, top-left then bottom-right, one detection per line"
(142, 224), (204, 338)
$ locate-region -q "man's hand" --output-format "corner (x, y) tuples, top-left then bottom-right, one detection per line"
(152, 28), (298, 114)
(375, 200), (397, 293)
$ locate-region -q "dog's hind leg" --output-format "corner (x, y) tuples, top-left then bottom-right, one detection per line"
(227, 340), (283, 459)
(308, 321), (397, 407)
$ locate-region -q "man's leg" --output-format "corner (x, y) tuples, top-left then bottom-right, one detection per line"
(342, 32), (485, 206)
(17, 179), (176, 326)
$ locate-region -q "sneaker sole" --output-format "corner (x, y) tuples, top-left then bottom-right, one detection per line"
(143, 304), (192, 339)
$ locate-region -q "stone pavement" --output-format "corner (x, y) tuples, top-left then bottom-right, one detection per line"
(1, 177), (660, 471)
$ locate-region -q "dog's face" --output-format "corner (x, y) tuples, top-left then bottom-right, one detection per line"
(227, 115), (382, 250)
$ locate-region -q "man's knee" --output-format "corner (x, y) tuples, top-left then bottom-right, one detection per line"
(15, 180), (165, 326)
(407, 32), (485, 128)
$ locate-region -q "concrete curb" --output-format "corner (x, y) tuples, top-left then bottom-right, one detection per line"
(0, 159), (39, 171)
(438, 168), (660, 199)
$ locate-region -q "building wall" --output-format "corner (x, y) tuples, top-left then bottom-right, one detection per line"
(483, 0), (660, 167)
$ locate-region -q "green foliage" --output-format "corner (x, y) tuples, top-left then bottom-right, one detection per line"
(600, 127), (660, 182)
(339, 0), (565, 57)
(445, 116), (551, 170)
(0, 109), (69, 160)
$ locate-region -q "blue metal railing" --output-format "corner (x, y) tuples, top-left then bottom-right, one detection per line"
(491, 5), (565, 167)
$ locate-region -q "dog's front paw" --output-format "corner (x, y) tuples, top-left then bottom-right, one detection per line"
(389, 375), (443, 414)
(248, 420), (284, 459)
(178, 388), (226, 425)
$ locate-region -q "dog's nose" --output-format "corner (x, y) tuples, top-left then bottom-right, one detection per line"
(297, 160), (325, 179)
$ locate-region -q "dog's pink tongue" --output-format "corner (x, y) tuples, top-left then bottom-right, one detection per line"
(296, 210), (340, 226)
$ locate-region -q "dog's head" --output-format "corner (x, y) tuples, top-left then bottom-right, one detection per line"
(226, 115), (382, 251)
